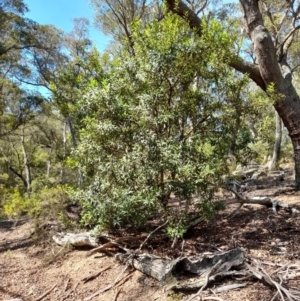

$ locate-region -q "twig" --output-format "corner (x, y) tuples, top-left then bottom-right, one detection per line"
(270, 263), (289, 276)
(113, 288), (122, 301)
(60, 278), (70, 301)
(63, 278), (70, 292)
(249, 260), (300, 301)
(180, 239), (185, 257)
(203, 297), (224, 301)
(187, 259), (223, 301)
(138, 220), (169, 251)
(61, 281), (79, 301)
(171, 237), (178, 248)
(85, 264), (132, 301)
(34, 284), (57, 301)
(73, 281), (79, 292)
(86, 237), (139, 257)
(114, 273), (133, 289)
(81, 266), (111, 283)
(86, 241), (120, 257)
(85, 272), (133, 301)
(270, 276), (284, 301)
(227, 203), (243, 218)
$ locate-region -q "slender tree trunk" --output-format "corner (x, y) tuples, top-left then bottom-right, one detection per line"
(67, 117), (84, 186)
(268, 111), (282, 170)
(46, 147), (52, 178)
(60, 120), (67, 183)
(21, 126), (31, 196)
(67, 117), (77, 149)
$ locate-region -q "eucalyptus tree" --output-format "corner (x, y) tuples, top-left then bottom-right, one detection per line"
(89, 0), (155, 53)
(89, 0), (219, 53)
(166, 0), (300, 189)
(0, 0), (66, 87)
(0, 0), (80, 196)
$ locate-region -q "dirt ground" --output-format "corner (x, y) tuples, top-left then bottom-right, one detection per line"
(1, 175), (300, 301)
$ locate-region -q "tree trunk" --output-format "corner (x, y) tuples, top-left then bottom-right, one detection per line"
(268, 111), (282, 171)
(166, 0), (300, 190)
(239, 0), (300, 190)
(21, 125), (31, 196)
(46, 147), (52, 178)
(67, 117), (84, 186)
(60, 120), (67, 183)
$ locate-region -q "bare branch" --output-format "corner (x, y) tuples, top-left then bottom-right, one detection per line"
(279, 24), (300, 58)
(165, 0), (202, 33)
(0, 44), (46, 56)
(138, 219), (169, 251)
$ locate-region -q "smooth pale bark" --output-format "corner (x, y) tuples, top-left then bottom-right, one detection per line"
(60, 119), (67, 183)
(268, 111), (282, 171)
(21, 125), (31, 195)
(166, 0), (300, 190)
(46, 147), (52, 178)
(67, 117), (84, 186)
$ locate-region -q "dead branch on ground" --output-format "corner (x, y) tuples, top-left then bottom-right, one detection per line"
(113, 288), (122, 301)
(84, 266), (133, 301)
(81, 266), (111, 283)
(225, 187), (300, 216)
(34, 284), (57, 301)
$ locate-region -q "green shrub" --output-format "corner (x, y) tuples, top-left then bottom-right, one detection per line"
(3, 188), (33, 217)
(70, 14), (253, 234)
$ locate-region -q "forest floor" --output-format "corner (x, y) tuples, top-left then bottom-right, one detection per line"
(1, 172), (300, 301)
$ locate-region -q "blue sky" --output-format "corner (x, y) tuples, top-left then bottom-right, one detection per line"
(24, 0), (110, 52)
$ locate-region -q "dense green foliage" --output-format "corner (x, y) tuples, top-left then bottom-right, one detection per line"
(70, 15), (253, 231)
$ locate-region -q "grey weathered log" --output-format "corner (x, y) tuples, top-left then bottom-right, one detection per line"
(116, 248), (244, 290)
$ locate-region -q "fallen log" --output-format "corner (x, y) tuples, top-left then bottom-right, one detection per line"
(116, 248), (245, 290)
(225, 189), (300, 216)
(52, 232), (99, 247)
(52, 232), (145, 250)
